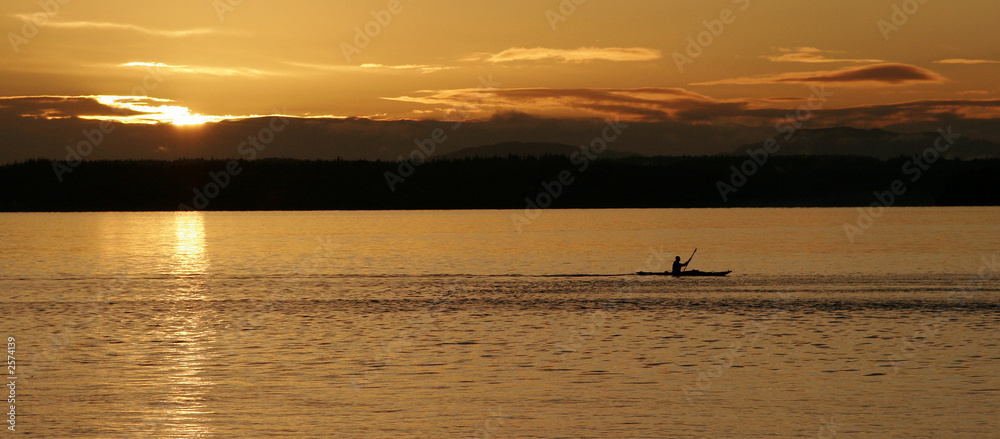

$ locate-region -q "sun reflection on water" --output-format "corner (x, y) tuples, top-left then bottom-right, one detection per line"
(138, 308), (218, 438)
(141, 213), (217, 436)
(168, 212), (211, 301)
(159, 313), (215, 438)
(172, 212), (207, 275)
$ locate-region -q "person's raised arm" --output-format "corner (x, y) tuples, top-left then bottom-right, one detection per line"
(684, 249), (697, 266)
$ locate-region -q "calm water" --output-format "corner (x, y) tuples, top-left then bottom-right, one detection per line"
(1, 208), (998, 438)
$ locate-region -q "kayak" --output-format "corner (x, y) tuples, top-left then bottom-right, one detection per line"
(635, 270), (732, 277)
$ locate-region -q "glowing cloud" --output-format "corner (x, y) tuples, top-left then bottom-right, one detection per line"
(934, 59), (1000, 65)
(8, 15), (217, 37)
(691, 63), (945, 86)
(279, 61), (451, 74)
(88, 96), (225, 125)
(0, 95), (227, 125)
(0, 95), (142, 119)
(386, 87), (757, 122)
(763, 47), (883, 64)
(359, 63), (453, 73)
(119, 62), (274, 78)
(470, 47), (662, 63)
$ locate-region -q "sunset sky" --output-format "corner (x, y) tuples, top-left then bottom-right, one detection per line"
(1, 0), (999, 161)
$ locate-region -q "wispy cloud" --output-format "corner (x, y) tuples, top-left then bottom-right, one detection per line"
(763, 47), (883, 64)
(280, 61), (358, 72)
(386, 87), (759, 122)
(692, 63), (945, 86)
(0, 95), (143, 119)
(385, 86), (1000, 127)
(467, 47), (662, 63)
(0, 95), (229, 125)
(281, 61), (451, 74)
(8, 15), (217, 37)
(359, 63), (454, 73)
(934, 59), (1000, 65)
(957, 90), (991, 96)
(120, 62), (275, 77)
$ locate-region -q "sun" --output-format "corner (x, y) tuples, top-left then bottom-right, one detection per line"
(145, 103), (219, 126)
(166, 111), (216, 126)
(87, 95), (222, 125)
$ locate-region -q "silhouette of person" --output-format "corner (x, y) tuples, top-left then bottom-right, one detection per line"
(672, 256), (689, 274)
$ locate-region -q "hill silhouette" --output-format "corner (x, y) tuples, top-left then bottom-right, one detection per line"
(734, 127), (1000, 159)
(438, 141), (637, 160)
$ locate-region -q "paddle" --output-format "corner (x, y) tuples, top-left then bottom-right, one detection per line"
(683, 248), (697, 272)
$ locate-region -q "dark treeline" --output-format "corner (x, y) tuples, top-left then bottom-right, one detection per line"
(1, 156), (999, 211)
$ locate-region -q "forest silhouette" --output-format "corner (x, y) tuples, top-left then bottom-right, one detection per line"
(2, 156), (998, 211)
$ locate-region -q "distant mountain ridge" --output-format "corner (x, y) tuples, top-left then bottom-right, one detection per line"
(733, 127), (1000, 159)
(438, 141), (637, 160)
(445, 129), (1000, 161)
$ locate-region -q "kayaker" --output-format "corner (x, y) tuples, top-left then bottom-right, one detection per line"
(671, 256), (689, 274)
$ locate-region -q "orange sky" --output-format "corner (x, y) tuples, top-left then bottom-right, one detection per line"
(1, 0), (999, 126)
